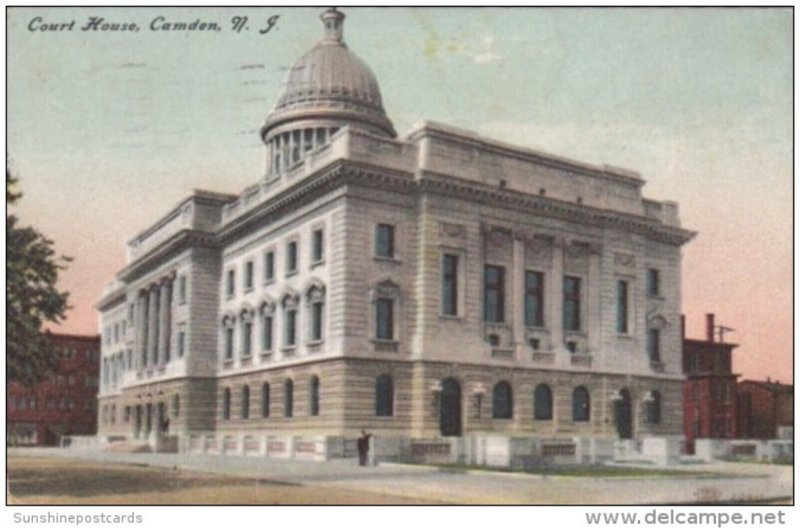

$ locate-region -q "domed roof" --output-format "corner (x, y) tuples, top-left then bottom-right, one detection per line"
(261, 9), (396, 140)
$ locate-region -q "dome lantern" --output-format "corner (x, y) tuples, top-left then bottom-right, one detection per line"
(320, 7), (345, 44)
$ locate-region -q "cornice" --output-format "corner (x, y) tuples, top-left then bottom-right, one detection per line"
(118, 229), (217, 283)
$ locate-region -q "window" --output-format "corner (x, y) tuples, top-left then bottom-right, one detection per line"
(284, 379), (294, 417)
(312, 229), (324, 263)
(286, 241), (298, 274)
(311, 301), (324, 341)
(375, 375), (394, 417)
(616, 280), (629, 333)
(128, 303), (135, 324)
(262, 315), (273, 351)
(241, 385), (250, 419)
(309, 376), (320, 416)
(224, 327), (234, 360)
(492, 381), (513, 419)
(226, 269), (235, 298)
(647, 268), (660, 297)
(442, 254), (459, 316)
(483, 265), (506, 323)
(127, 349), (133, 369)
(534, 384), (553, 421)
(242, 321), (252, 357)
(285, 308), (297, 347)
(261, 382), (270, 418)
(525, 271), (544, 327)
(563, 276), (581, 331)
(375, 224), (395, 258)
(177, 331), (185, 358)
(223, 388), (231, 420)
(172, 394), (180, 418)
(646, 391), (661, 424)
(647, 329), (661, 362)
(264, 251), (275, 282)
(376, 298), (394, 340)
(244, 261), (254, 291)
(572, 386), (590, 422)
(178, 276), (187, 304)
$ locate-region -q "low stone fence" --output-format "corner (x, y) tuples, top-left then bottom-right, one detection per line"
(184, 433), (345, 461)
(694, 438), (794, 463)
(60, 435), (101, 450)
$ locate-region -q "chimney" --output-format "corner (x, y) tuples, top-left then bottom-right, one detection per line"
(706, 313), (715, 343)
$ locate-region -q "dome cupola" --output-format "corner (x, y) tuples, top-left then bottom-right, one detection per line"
(261, 8), (396, 176)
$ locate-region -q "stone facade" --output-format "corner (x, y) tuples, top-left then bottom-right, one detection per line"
(96, 9), (694, 459)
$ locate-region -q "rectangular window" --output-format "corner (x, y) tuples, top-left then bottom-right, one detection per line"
(376, 298), (394, 340)
(311, 302), (324, 341)
(647, 268), (660, 297)
(647, 328), (661, 362)
(563, 276), (581, 332)
(524, 271), (544, 327)
(177, 331), (185, 358)
(262, 316), (273, 351)
(312, 229), (324, 263)
(483, 265), (506, 323)
(226, 269), (235, 298)
(286, 241), (298, 273)
(616, 280), (629, 333)
(127, 349), (133, 369)
(178, 276), (187, 304)
(441, 254), (459, 316)
(375, 224), (395, 258)
(242, 321), (252, 357)
(128, 303), (135, 325)
(224, 327), (234, 360)
(285, 309), (297, 346)
(244, 261), (254, 290)
(263, 251), (275, 282)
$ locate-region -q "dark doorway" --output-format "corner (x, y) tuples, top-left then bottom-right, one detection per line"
(135, 405), (142, 438)
(614, 388), (633, 439)
(440, 377), (462, 437)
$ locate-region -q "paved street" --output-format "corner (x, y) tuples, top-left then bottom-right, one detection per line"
(7, 447), (793, 505)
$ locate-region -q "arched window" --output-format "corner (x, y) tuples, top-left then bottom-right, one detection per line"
(534, 383), (553, 421)
(572, 386), (590, 422)
(647, 390), (661, 424)
(492, 381), (513, 419)
(241, 385), (250, 419)
(223, 388), (231, 420)
(261, 382), (270, 418)
(375, 375), (394, 417)
(284, 379), (294, 417)
(309, 376), (320, 416)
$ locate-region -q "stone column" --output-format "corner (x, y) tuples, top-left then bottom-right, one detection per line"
(148, 285), (160, 366)
(511, 234), (526, 350)
(549, 237), (565, 352)
(587, 245), (602, 357)
(138, 291), (149, 369)
(158, 278), (173, 364)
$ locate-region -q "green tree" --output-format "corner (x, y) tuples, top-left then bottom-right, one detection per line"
(7, 169), (71, 386)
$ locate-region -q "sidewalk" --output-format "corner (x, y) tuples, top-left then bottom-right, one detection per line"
(8, 447), (792, 505)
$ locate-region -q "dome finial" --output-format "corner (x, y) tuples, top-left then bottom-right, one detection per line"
(320, 7), (345, 43)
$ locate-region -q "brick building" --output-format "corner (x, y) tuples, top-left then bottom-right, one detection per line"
(96, 9), (694, 455)
(682, 314), (739, 453)
(7, 333), (100, 446)
(737, 379), (794, 439)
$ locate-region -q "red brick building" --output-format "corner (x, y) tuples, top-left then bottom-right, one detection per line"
(7, 333), (100, 446)
(682, 314), (739, 453)
(737, 379), (794, 439)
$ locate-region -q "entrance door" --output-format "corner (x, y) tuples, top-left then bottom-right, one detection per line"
(615, 389), (633, 439)
(440, 377), (462, 437)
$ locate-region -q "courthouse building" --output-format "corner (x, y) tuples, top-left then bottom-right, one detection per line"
(96, 9), (694, 458)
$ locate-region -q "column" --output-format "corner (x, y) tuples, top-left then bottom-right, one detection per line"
(148, 285), (159, 366)
(549, 237), (564, 352)
(138, 291), (149, 369)
(158, 279), (173, 364)
(587, 245), (602, 357)
(511, 234), (526, 349)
